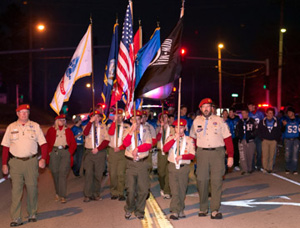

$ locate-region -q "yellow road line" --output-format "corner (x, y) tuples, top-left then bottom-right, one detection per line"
(142, 206), (153, 228)
(145, 193), (173, 228)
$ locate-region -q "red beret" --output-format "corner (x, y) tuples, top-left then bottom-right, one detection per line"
(142, 110), (148, 116)
(135, 110), (142, 116)
(172, 119), (187, 126)
(199, 98), (213, 108)
(16, 104), (30, 112)
(113, 109), (124, 115)
(55, 114), (66, 120)
(158, 110), (169, 119)
(89, 110), (102, 117)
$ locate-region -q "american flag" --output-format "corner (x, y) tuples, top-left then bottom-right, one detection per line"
(116, 4), (135, 118)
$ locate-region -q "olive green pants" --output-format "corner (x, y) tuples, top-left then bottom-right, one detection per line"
(49, 148), (70, 198)
(107, 147), (126, 196)
(83, 148), (106, 198)
(196, 147), (225, 212)
(157, 150), (170, 194)
(8, 157), (39, 220)
(168, 163), (190, 214)
(124, 158), (150, 216)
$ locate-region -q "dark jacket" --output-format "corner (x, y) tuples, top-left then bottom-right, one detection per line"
(236, 117), (257, 143)
(258, 117), (281, 141)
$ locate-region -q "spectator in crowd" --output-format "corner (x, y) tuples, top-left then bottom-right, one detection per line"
(71, 116), (84, 177)
(258, 107), (281, 173)
(282, 107), (300, 175)
(236, 107), (258, 175)
(226, 107), (240, 171)
(248, 102), (265, 171)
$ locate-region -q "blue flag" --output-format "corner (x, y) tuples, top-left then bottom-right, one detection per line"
(101, 22), (119, 122)
(135, 27), (161, 88)
(134, 27), (160, 109)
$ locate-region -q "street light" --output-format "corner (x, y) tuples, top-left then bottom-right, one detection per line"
(277, 28), (286, 110)
(37, 24), (45, 32)
(218, 43), (224, 109)
(86, 83), (91, 88)
(29, 21), (46, 103)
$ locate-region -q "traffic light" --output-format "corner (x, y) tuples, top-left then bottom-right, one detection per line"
(20, 94), (24, 103)
(263, 76), (269, 90)
(180, 48), (186, 62)
(62, 104), (68, 114)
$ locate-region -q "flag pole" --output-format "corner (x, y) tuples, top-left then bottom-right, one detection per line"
(161, 100), (164, 143)
(177, 77), (182, 154)
(180, 0), (185, 18)
(115, 15), (119, 147)
(90, 15), (96, 149)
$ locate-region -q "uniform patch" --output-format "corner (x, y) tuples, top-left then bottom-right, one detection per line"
(213, 122), (218, 126)
(143, 129), (146, 132)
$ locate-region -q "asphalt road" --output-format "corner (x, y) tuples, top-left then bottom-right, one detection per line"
(1, 125), (300, 228)
(0, 151), (300, 228)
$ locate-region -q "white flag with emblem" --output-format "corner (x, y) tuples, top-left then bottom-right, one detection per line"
(50, 25), (92, 115)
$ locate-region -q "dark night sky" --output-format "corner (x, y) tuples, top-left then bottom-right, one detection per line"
(1, 0), (300, 115)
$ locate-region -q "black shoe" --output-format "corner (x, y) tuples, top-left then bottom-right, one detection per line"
(137, 215), (144, 220)
(211, 212), (223, 219)
(83, 197), (91, 202)
(170, 213), (179, 220)
(111, 195), (118, 200)
(198, 211), (208, 217)
(10, 219), (23, 227)
(28, 215), (37, 223)
(118, 195), (126, 201)
(125, 212), (131, 220)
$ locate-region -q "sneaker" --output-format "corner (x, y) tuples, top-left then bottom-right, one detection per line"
(234, 166), (240, 171)
(285, 170), (290, 174)
(160, 190), (165, 197)
(10, 218), (23, 227)
(164, 194), (171, 199)
(262, 169), (267, 174)
(28, 214), (37, 223)
(60, 197), (67, 203)
(293, 171), (298, 175)
(169, 213), (179, 220)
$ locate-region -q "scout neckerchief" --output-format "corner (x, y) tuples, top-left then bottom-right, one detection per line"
(161, 125), (170, 155)
(172, 135), (186, 168)
(91, 122), (101, 149)
(114, 122), (123, 147)
(131, 124), (143, 148)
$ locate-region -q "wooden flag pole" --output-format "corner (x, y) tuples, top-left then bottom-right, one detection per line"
(177, 77), (182, 154)
(90, 16), (97, 149)
(115, 15), (119, 147)
(161, 100), (164, 143)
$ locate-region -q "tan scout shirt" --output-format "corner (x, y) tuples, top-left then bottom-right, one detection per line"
(107, 122), (127, 148)
(124, 124), (152, 159)
(165, 135), (195, 165)
(84, 123), (109, 149)
(54, 127), (67, 147)
(156, 124), (175, 150)
(190, 114), (231, 148)
(144, 122), (156, 139)
(1, 120), (46, 158)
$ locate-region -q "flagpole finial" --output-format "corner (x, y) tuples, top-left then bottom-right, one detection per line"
(156, 17), (160, 27)
(116, 13), (118, 24)
(90, 14), (93, 24)
(180, 0), (185, 18)
(138, 19), (141, 26)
